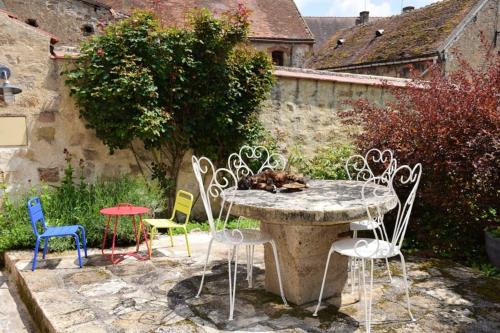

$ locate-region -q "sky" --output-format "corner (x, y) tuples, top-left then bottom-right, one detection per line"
(295, 0), (443, 17)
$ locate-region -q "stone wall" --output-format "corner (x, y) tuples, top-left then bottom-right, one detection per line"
(335, 59), (434, 79)
(252, 41), (313, 67)
(1, 0), (116, 46)
(263, 68), (408, 157)
(0, 12), (143, 193)
(444, 0), (499, 74)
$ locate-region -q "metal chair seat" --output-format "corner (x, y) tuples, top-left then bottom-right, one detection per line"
(333, 238), (400, 259)
(214, 229), (272, 246)
(41, 225), (80, 237)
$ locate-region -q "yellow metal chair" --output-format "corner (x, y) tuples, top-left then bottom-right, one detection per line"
(143, 190), (194, 256)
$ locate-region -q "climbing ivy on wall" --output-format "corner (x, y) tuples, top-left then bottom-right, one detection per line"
(64, 8), (274, 207)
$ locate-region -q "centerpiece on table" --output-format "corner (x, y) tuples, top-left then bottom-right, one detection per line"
(237, 170), (308, 193)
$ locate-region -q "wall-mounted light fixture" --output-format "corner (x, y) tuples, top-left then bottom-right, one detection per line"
(0, 65), (23, 105)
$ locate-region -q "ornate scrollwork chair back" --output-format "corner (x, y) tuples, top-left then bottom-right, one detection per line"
(228, 145), (287, 181)
(192, 155), (238, 239)
(345, 149), (396, 183)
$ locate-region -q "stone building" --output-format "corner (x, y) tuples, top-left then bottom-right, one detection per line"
(0, 0), (119, 46)
(97, 0), (315, 67)
(306, 0), (500, 77)
(1, 0), (315, 67)
(0, 7), (410, 194)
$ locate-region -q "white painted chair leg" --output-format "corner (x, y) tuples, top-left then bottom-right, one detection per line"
(249, 245), (254, 288)
(358, 257), (362, 301)
(245, 245), (250, 285)
(228, 245), (239, 321)
(367, 259), (374, 333)
(385, 257), (393, 283)
(196, 237), (214, 298)
(313, 246), (335, 316)
(270, 240), (287, 305)
(399, 253), (415, 321)
(360, 258), (372, 333)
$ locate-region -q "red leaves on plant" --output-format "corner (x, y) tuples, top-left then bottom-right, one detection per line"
(343, 50), (499, 260)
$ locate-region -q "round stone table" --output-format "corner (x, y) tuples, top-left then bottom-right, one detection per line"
(224, 180), (396, 305)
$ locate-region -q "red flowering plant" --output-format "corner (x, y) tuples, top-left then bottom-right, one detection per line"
(343, 51), (499, 261)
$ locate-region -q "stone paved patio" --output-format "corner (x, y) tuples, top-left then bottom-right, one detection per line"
(0, 270), (37, 333)
(4, 232), (500, 333)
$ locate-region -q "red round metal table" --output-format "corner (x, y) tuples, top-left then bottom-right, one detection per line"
(100, 205), (151, 264)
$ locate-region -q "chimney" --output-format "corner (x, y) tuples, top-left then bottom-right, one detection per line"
(402, 6), (415, 13)
(359, 11), (369, 24)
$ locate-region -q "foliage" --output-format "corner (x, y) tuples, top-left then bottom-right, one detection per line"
(343, 52), (499, 262)
(64, 8), (274, 208)
(288, 144), (356, 180)
(0, 152), (164, 252)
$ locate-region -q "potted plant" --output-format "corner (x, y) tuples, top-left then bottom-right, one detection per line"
(485, 223), (500, 269)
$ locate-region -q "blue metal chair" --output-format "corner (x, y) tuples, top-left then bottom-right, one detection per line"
(27, 197), (88, 271)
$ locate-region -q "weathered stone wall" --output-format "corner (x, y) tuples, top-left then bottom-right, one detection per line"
(262, 68), (406, 156)
(444, 0), (499, 74)
(335, 59), (434, 79)
(251, 41), (313, 67)
(1, 0), (115, 46)
(0, 13), (143, 193)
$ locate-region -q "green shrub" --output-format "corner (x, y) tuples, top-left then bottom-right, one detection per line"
(64, 9), (274, 208)
(288, 144), (356, 180)
(0, 158), (164, 252)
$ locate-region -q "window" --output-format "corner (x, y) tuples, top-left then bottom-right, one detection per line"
(272, 51), (284, 66)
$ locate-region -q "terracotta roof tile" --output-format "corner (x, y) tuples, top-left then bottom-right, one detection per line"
(97, 0), (313, 41)
(307, 0), (480, 69)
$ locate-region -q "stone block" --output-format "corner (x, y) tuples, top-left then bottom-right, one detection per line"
(37, 127), (56, 143)
(129, 164), (141, 175)
(38, 111), (56, 123)
(70, 133), (85, 146)
(38, 167), (59, 182)
(83, 149), (99, 161)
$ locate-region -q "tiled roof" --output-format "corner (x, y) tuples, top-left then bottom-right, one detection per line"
(307, 0), (480, 69)
(304, 16), (383, 51)
(98, 0), (314, 41)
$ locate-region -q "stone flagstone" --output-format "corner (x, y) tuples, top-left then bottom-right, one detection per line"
(3, 232), (500, 332)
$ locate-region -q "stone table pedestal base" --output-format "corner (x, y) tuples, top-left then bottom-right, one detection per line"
(261, 221), (350, 305)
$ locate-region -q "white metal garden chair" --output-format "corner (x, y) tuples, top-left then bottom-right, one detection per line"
(345, 149), (397, 292)
(227, 145), (287, 286)
(192, 155), (287, 321)
(313, 163), (422, 333)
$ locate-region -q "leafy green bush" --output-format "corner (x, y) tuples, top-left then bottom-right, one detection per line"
(288, 144), (356, 180)
(0, 156), (164, 253)
(64, 9), (274, 208)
